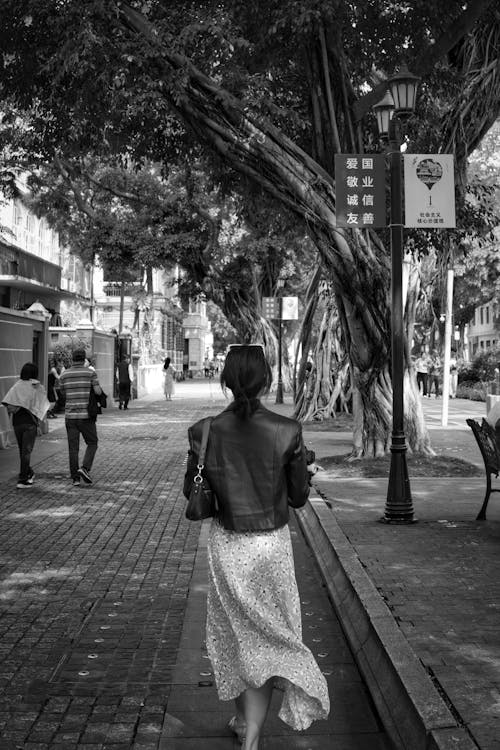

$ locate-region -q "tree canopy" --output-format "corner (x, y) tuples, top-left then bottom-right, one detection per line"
(1, 0), (499, 454)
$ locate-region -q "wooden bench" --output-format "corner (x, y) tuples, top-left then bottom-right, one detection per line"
(466, 417), (500, 520)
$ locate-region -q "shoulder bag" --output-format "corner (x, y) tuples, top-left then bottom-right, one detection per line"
(186, 417), (216, 521)
(87, 388), (107, 420)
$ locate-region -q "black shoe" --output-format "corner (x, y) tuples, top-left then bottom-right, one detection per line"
(17, 480), (32, 488)
(118, 403), (122, 409)
(78, 467), (92, 484)
(72, 478), (81, 487)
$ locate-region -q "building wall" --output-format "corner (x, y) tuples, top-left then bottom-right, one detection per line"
(48, 325), (116, 406)
(93, 265), (186, 370)
(0, 192), (91, 321)
(0, 197), (61, 266)
(183, 298), (212, 375)
(468, 300), (499, 356)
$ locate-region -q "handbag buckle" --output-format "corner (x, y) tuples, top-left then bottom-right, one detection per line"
(193, 464), (204, 484)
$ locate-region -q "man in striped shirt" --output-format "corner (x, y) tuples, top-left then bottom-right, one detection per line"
(59, 348), (102, 486)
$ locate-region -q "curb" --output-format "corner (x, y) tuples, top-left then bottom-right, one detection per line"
(296, 497), (477, 750)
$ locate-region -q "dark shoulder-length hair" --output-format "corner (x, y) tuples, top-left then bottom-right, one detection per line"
(20, 362), (38, 380)
(221, 345), (272, 419)
(163, 357), (171, 370)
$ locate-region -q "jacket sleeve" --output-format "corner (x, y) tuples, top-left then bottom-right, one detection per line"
(183, 425), (199, 499)
(285, 424), (310, 508)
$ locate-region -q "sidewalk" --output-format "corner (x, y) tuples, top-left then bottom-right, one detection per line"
(0, 385), (497, 749)
(303, 396), (500, 750)
(0, 382), (390, 749)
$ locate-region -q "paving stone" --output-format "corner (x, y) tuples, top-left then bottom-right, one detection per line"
(0, 386), (392, 748)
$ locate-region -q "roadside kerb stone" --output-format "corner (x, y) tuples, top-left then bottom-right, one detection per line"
(296, 497), (476, 750)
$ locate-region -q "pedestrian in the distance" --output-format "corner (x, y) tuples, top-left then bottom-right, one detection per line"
(47, 358), (60, 418)
(415, 346), (431, 396)
(1, 362), (50, 488)
(428, 350), (442, 397)
(449, 350), (458, 398)
(163, 357), (176, 400)
(59, 348), (102, 487)
(183, 345), (329, 750)
(116, 355), (134, 410)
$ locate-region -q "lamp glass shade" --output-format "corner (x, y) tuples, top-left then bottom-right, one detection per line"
(373, 90), (395, 136)
(388, 65), (419, 114)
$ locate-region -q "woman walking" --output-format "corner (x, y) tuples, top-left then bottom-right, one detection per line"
(183, 345), (329, 750)
(163, 357), (176, 400)
(47, 358), (60, 418)
(2, 362), (50, 488)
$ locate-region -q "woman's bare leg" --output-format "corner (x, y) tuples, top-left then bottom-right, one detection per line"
(235, 693), (245, 725)
(228, 694), (246, 742)
(241, 678), (273, 750)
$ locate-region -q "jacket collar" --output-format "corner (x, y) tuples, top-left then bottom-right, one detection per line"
(222, 398), (265, 414)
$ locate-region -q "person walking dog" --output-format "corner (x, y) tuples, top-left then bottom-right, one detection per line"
(59, 348), (102, 486)
(183, 345), (329, 750)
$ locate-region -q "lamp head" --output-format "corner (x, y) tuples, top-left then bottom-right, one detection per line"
(373, 90), (395, 137)
(388, 64), (420, 115)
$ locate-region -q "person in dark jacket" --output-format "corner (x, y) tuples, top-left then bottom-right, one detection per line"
(183, 345), (329, 750)
(116, 355), (133, 410)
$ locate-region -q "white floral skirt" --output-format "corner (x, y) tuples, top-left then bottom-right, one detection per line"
(206, 519), (330, 730)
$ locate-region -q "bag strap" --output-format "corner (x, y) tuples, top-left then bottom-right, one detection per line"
(197, 417), (213, 469)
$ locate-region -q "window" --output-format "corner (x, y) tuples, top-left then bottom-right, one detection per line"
(480, 308), (484, 325)
(486, 306), (490, 324)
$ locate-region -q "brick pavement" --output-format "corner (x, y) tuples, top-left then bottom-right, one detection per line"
(0, 383), (390, 749)
(309, 397), (500, 750)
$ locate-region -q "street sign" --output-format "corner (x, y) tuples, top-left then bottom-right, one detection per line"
(262, 296), (299, 320)
(282, 297), (298, 320)
(335, 154), (386, 228)
(404, 154), (456, 228)
(262, 297), (279, 319)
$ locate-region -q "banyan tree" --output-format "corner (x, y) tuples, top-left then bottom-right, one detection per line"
(1, 0), (499, 455)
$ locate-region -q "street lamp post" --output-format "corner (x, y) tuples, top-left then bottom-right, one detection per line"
(373, 65), (419, 524)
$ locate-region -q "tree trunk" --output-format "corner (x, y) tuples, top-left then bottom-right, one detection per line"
(119, 280), (125, 334)
(118, 3), (498, 456)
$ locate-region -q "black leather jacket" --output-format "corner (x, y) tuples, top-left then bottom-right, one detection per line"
(183, 401), (310, 532)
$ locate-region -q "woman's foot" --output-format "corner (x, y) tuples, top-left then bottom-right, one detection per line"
(228, 715), (246, 744)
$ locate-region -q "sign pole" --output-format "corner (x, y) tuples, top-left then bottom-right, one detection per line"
(441, 268), (454, 426)
(275, 297), (284, 404)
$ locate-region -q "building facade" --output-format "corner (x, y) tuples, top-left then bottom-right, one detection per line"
(0, 191), (91, 320)
(182, 298), (213, 377)
(1, 186), (213, 397)
(468, 299), (499, 356)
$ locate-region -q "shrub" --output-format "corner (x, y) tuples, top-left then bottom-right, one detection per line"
(467, 346), (500, 382)
(457, 367), (480, 384)
(456, 380), (488, 402)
